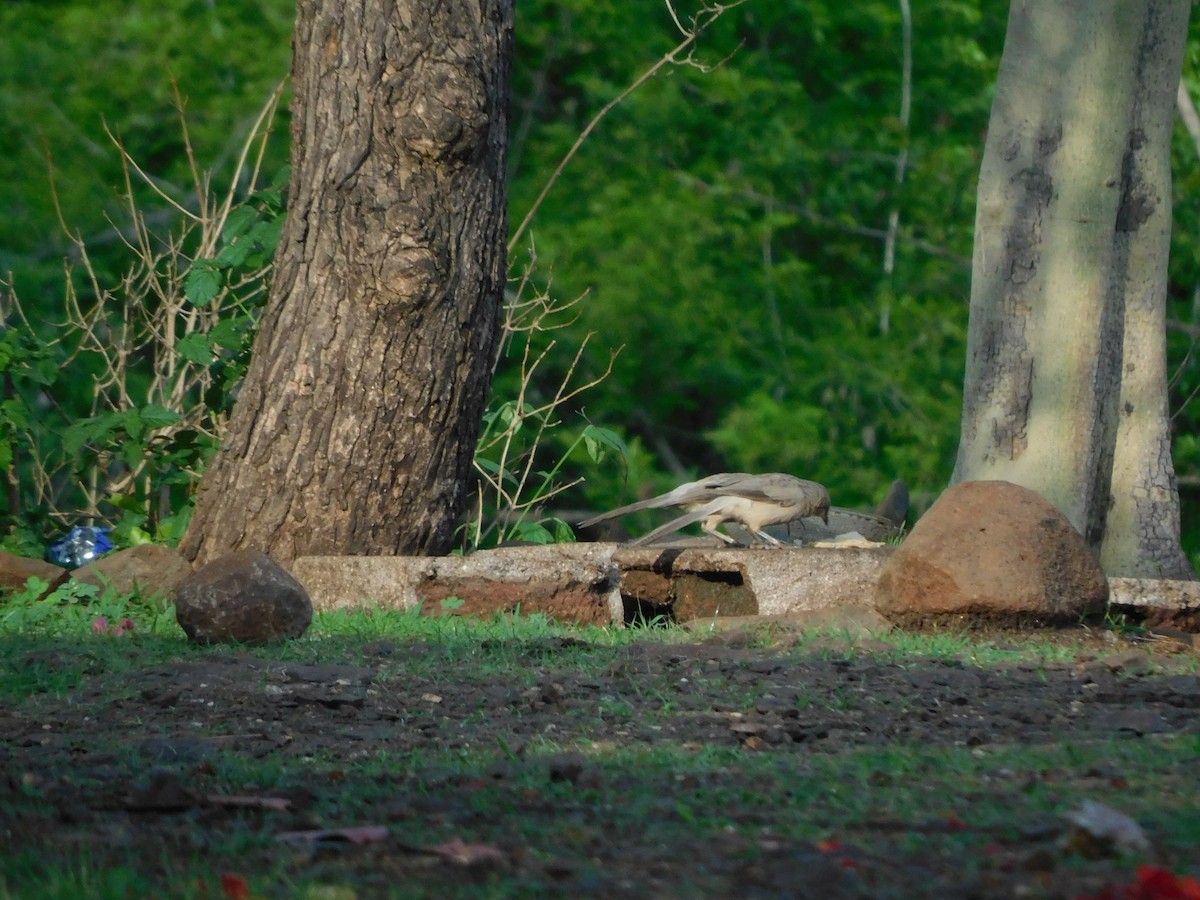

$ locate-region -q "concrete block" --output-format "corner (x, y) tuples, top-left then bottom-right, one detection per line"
(293, 543), (622, 626)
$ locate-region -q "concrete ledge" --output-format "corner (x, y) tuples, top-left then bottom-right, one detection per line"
(1109, 577), (1200, 629)
(292, 545), (1200, 632)
(612, 544), (894, 621)
(293, 543), (621, 625)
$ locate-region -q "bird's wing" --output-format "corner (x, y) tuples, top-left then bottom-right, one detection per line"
(706, 473), (824, 507)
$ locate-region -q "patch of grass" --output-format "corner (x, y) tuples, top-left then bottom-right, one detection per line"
(11, 733), (1191, 899)
(4, 594), (1199, 897)
(0, 857), (171, 900)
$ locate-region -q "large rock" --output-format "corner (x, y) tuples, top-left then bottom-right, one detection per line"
(175, 549), (312, 644)
(0, 550), (68, 598)
(875, 480), (1109, 626)
(72, 544), (193, 600)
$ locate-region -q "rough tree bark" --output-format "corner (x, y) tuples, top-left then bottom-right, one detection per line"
(181, 0), (514, 567)
(952, 0), (1193, 578)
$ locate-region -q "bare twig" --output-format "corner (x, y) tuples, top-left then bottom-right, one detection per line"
(882, 0), (913, 287)
(509, 0), (748, 252)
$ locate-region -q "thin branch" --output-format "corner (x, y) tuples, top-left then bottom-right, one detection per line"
(679, 172), (971, 267)
(882, 0), (913, 279)
(509, 1), (748, 252)
(1178, 79), (1200, 158)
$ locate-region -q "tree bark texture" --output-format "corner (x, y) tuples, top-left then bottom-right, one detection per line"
(181, 0), (514, 567)
(952, 0), (1193, 577)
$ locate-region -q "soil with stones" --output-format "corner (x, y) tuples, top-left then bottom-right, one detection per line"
(3, 626), (1200, 898)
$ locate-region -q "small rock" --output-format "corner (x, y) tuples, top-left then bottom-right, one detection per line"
(1062, 800), (1151, 858)
(545, 751), (588, 784)
(125, 768), (197, 812)
(72, 544), (193, 600)
(875, 480), (1109, 626)
(175, 549), (312, 645)
(1106, 710), (1170, 736)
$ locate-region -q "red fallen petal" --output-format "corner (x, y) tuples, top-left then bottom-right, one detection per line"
(219, 872), (250, 900)
(944, 815), (967, 832)
(817, 839), (843, 852)
(1135, 865), (1200, 899)
(838, 857), (860, 869)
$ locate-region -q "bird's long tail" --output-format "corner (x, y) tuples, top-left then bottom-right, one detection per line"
(629, 506), (714, 546)
(578, 496), (670, 528)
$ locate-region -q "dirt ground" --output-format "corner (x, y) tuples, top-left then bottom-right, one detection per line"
(2, 626), (1200, 898)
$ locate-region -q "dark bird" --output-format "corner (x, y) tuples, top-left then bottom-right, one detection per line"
(579, 472), (831, 547)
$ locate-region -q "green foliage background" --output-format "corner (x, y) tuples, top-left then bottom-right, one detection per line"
(2, 1), (1200, 562)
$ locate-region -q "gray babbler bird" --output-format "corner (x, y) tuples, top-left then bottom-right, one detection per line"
(580, 472), (830, 547)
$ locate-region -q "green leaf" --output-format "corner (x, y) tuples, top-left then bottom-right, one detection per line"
(208, 315), (255, 350)
(175, 332), (215, 365)
(542, 516), (576, 543)
(513, 520), (555, 544)
(0, 398), (30, 430)
(221, 205), (258, 244)
(154, 504), (193, 546)
(138, 404), (182, 431)
(269, 164), (292, 190)
(62, 411), (128, 455)
(249, 216), (284, 254)
(582, 424), (626, 464)
(215, 238), (252, 269)
(184, 260), (222, 307)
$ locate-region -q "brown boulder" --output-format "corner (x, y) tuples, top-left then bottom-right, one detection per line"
(72, 544), (193, 600)
(0, 550), (68, 598)
(875, 480), (1108, 626)
(176, 549), (312, 644)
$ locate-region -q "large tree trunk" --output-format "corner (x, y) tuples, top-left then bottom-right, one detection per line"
(181, 0), (514, 567)
(952, 0), (1194, 578)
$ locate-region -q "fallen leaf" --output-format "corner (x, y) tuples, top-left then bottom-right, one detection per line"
(220, 872), (250, 900)
(428, 837), (506, 866)
(303, 887), (359, 900)
(276, 825), (389, 847)
(1130, 865), (1200, 899)
(1085, 864), (1200, 899)
(207, 794), (292, 812)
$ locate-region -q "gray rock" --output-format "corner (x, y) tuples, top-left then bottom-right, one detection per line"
(875, 480), (1109, 625)
(175, 549), (312, 644)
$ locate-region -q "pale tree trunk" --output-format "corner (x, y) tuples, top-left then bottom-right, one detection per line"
(181, 0), (514, 567)
(952, 0), (1194, 578)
